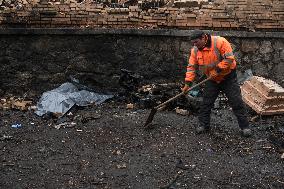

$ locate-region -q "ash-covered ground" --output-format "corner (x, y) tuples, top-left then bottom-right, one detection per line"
(0, 99), (284, 189)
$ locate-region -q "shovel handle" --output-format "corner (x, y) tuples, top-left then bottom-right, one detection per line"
(155, 76), (212, 109)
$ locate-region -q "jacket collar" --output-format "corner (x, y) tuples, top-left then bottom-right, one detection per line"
(201, 34), (212, 51)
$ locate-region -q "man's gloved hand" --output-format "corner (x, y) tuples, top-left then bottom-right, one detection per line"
(209, 67), (222, 78)
(181, 82), (192, 93)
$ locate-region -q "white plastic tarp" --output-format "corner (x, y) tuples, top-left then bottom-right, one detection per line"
(35, 82), (113, 116)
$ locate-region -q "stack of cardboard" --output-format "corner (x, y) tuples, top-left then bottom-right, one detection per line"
(241, 76), (284, 115)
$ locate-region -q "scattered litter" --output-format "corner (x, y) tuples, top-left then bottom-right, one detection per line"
(189, 89), (199, 97)
(116, 163), (127, 169)
(269, 134), (284, 151)
(262, 146), (272, 149)
(279, 127), (284, 133)
(0, 97), (33, 111)
(277, 179), (284, 184)
(126, 103), (134, 109)
(35, 82), (113, 117)
(29, 106), (37, 111)
(2, 163), (15, 166)
(206, 148), (213, 154)
(175, 107), (189, 116)
(73, 115), (81, 120)
(250, 115), (259, 122)
(214, 92), (228, 109)
(54, 122), (76, 129)
(256, 139), (267, 143)
(0, 135), (13, 141)
(12, 100), (33, 111)
(281, 153), (284, 159)
(193, 175), (201, 180)
(160, 170), (183, 189)
(11, 123), (22, 128)
(56, 116), (68, 124)
(138, 84), (153, 93)
(176, 159), (189, 170)
(76, 129), (83, 132)
(81, 112), (102, 123)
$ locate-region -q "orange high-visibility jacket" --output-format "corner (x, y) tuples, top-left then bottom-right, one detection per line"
(185, 35), (237, 83)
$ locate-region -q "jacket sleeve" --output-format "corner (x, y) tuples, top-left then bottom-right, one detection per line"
(217, 37), (235, 70)
(185, 47), (198, 84)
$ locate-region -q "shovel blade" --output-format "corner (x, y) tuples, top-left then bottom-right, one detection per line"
(144, 108), (157, 128)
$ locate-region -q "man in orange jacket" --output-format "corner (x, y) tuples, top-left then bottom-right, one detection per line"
(182, 30), (252, 137)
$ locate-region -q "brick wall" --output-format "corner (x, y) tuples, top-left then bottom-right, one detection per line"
(0, 0), (283, 31)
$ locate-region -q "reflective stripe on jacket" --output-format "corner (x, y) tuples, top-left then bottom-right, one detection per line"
(185, 35), (237, 83)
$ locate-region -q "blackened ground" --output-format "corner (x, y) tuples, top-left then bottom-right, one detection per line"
(0, 101), (284, 189)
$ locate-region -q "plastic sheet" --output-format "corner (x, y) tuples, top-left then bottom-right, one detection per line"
(35, 82), (113, 116)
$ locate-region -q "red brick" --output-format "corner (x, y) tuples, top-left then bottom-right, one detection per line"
(241, 76), (284, 115)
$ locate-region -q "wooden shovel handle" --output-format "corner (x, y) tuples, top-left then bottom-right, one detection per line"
(155, 76), (212, 109)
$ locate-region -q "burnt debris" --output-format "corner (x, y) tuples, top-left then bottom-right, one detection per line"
(116, 69), (205, 113)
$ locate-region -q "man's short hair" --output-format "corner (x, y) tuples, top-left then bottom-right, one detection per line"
(190, 30), (205, 40)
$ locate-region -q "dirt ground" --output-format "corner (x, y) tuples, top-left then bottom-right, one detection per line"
(0, 100), (284, 189)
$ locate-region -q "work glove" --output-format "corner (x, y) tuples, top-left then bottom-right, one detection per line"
(181, 82), (193, 93)
(209, 67), (222, 78)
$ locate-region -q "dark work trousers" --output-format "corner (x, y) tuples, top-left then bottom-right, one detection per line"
(198, 69), (249, 129)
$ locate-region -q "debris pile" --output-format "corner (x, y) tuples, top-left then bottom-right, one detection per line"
(0, 0), (282, 30)
(117, 69), (191, 110)
(117, 69), (237, 116)
(241, 76), (284, 115)
(0, 97), (34, 111)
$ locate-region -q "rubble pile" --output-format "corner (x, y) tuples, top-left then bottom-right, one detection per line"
(117, 69), (184, 109)
(117, 69), (207, 114)
(241, 76), (284, 115)
(0, 97), (34, 111)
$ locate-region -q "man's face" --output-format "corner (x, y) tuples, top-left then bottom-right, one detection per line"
(191, 35), (206, 49)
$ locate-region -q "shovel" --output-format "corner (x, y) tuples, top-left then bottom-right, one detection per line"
(144, 76), (212, 128)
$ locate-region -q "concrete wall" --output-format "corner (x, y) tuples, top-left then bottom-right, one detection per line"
(0, 29), (283, 96)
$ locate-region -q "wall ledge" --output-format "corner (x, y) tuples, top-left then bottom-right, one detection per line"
(0, 28), (284, 38)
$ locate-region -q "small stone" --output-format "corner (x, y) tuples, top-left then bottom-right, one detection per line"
(126, 103), (134, 109)
(117, 163), (127, 169)
(175, 108), (189, 116)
